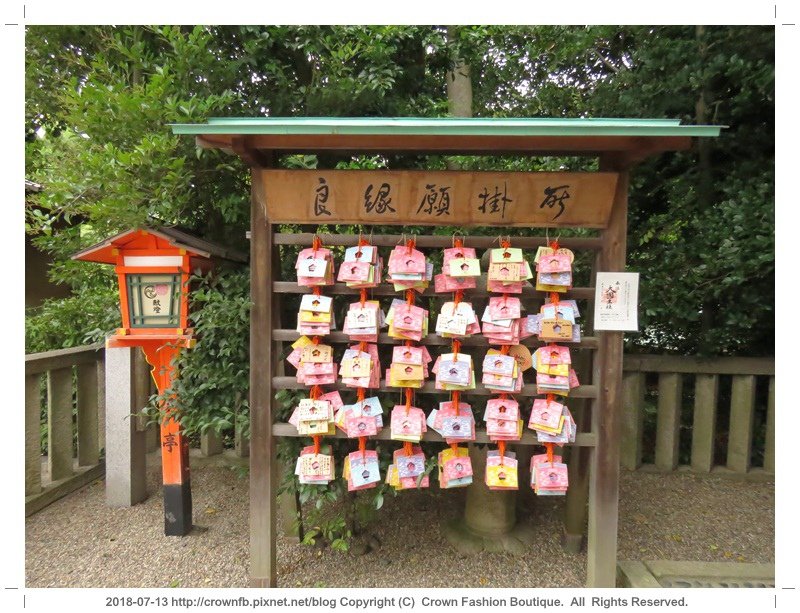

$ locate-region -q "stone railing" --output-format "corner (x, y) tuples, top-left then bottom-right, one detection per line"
(25, 344), (106, 515)
(621, 355), (774, 479)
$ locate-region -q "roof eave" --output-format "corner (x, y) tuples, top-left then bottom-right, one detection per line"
(72, 226), (248, 265)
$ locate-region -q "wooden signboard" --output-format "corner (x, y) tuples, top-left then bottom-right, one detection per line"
(256, 169), (619, 228)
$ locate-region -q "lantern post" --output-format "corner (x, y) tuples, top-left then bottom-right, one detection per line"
(72, 227), (246, 535)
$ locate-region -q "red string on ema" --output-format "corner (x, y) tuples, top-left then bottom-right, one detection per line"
(527, 235), (575, 497)
(482, 235), (523, 491)
(386, 237), (431, 491)
(428, 235), (480, 490)
(338, 234), (384, 493)
(292, 234), (336, 487)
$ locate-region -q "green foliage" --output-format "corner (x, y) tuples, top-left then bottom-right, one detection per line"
(274, 386), (394, 551)
(588, 26), (774, 355)
(218, 26), (445, 118)
(26, 283), (119, 352)
(146, 268), (250, 439)
(26, 25), (249, 282)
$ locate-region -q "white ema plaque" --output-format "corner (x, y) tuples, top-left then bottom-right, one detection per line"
(593, 272), (640, 332)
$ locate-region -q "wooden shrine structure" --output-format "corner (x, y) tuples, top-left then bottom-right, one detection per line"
(171, 117), (721, 587)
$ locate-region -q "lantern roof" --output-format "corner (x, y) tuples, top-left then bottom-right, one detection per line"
(71, 226), (248, 265)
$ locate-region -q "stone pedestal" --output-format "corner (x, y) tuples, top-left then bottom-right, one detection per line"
(105, 346), (147, 507)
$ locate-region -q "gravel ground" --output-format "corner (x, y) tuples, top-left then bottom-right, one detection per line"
(25, 456), (774, 589)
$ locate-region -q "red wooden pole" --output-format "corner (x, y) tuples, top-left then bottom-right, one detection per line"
(141, 340), (192, 536)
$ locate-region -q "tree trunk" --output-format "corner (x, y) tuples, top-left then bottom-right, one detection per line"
(695, 25), (716, 354)
(463, 445), (516, 536)
(446, 28), (472, 119)
(445, 26), (473, 172)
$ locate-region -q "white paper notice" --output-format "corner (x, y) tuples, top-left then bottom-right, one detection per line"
(594, 272), (640, 332)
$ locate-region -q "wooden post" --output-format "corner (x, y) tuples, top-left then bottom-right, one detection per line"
(691, 374), (719, 472)
(145, 422), (161, 453)
(655, 373), (683, 471)
(133, 349), (152, 433)
(145, 374), (161, 452)
(47, 367), (74, 482)
(249, 167), (277, 587)
(76, 363), (100, 467)
(764, 376), (775, 472)
(727, 374), (756, 474)
(25, 374), (42, 496)
(587, 160), (628, 587)
(620, 371), (645, 470)
(141, 342), (193, 536)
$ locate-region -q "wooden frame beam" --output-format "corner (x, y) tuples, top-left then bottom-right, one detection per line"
(248, 158), (635, 589)
(249, 166), (277, 587)
(232, 137), (274, 169)
(210, 133), (692, 158)
(587, 157), (629, 587)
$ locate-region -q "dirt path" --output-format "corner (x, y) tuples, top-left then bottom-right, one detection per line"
(25, 459), (773, 588)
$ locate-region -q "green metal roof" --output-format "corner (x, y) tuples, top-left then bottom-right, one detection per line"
(171, 116), (722, 138)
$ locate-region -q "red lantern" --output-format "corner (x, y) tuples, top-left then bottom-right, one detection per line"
(73, 227), (246, 535)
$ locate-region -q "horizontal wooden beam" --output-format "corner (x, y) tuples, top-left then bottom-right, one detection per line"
(258, 169), (618, 227)
(26, 343), (104, 375)
(238, 133), (693, 156)
(272, 376), (598, 398)
(273, 281), (595, 300)
(272, 329), (599, 349)
(272, 233), (603, 250)
(623, 354), (774, 376)
(272, 422), (596, 447)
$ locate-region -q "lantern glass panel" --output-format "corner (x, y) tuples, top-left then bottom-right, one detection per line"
(126, 274), (182, 328)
